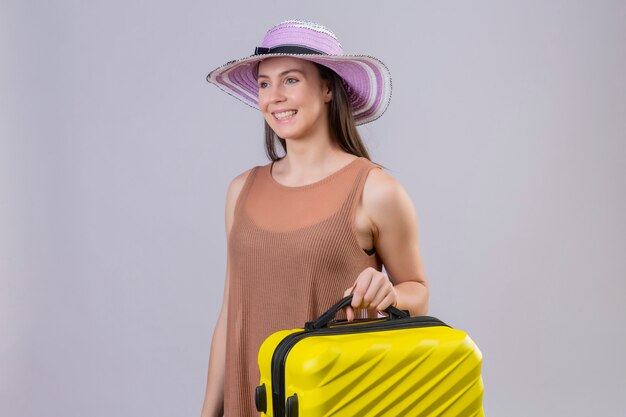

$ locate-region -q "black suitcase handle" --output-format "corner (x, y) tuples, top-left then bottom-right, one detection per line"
(305, 294), (409, 330)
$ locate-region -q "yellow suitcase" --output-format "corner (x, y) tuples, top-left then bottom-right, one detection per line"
(255, 296), (484, 417)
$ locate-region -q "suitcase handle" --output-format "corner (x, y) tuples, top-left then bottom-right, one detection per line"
(305, 294), (409, 330)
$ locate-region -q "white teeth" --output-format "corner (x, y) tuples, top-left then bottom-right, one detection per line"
(274, 110), (297, 119)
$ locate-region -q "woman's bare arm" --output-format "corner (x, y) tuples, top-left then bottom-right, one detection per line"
(200, 169), (251, 417)
(346, 169), (429, 318)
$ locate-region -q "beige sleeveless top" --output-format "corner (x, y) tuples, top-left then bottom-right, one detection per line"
(223, 157), (382, 416)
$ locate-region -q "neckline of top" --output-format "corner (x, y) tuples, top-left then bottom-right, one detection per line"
(268, 157), (364, 189)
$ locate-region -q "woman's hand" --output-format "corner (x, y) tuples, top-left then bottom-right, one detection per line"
(343, 267), (398, 321)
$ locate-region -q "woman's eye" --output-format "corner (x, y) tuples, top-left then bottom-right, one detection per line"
(258, 81), (269, 88)
(286, 78), (298, 84)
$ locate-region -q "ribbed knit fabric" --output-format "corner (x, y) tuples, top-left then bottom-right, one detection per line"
(223, 156), (382, 416)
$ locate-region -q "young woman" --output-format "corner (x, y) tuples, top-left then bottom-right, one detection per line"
(201, 20), (429, 417)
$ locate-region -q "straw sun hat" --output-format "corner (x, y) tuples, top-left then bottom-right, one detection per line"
(206, 20), (392, 125)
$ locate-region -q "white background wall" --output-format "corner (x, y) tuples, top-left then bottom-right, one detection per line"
(1, 1), (625, 416)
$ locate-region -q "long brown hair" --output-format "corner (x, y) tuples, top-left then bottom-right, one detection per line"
(264, 63), (371, 161)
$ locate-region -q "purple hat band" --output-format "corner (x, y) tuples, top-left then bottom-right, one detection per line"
(206, 20), (392, 125)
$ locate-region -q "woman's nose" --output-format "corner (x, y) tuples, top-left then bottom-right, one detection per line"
(267, 85), (285, 103)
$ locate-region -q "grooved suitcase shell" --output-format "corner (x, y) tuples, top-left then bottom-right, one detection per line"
(257, 322), (484, 417)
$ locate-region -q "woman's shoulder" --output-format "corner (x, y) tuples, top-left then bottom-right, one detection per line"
(228, 167), (253, 191)
(363, 164), (402, 198)
(225, 165), (265, 232)
(362, 165), (416, 221)
(226, 165), (264, 200)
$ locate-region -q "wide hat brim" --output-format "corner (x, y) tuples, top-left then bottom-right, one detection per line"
(206, 52), (392, 126)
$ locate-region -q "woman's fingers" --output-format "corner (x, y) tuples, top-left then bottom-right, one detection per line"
(369, 283), (391, 310)
(343, 268), (396, 321)
(350, 270), (372, 310)
(344, 285), (355, 298)
(361, 271), (386, 308)
(357, 270), (388, 308)
(377, 288), (397, 311)
(346, 305), (354, 322)
(343, 286), (355, 322)
(350, 268), (394, 304)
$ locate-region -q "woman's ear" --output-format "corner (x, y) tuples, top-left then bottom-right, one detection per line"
(324, 81), (333, 103)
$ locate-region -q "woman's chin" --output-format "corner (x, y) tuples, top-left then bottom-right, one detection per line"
(271, 126), (303, 141)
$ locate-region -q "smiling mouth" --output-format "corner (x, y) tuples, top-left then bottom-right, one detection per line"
(273, 110), (297, 120)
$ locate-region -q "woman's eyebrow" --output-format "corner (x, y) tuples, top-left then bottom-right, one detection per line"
(257, 69), (306, 79)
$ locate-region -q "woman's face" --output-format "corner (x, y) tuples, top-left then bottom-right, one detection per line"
(257, 57), (332, 141)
